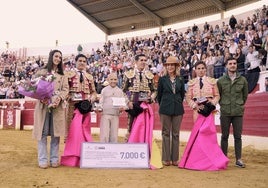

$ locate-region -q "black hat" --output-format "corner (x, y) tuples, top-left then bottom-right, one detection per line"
(75, 100), (92, 114)
(198, 102), (216, 117)
(125, 103), (143, 117)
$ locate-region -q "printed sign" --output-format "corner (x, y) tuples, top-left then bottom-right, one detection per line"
(80, 142), (149, 168)
(90, 112), (97, 123)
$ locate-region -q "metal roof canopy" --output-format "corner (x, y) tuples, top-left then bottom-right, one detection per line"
(67, 0), (259, 36)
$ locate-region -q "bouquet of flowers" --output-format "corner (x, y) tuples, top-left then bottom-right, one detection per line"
(18, 74), (55, 100)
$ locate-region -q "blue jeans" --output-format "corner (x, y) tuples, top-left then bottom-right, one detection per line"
(38, 112), (60, 165)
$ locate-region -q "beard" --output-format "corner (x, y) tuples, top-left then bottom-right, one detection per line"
(228, 68), (237, 74)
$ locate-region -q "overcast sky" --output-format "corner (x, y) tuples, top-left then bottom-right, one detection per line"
(0, 0), (266, 49)
(0, 0), (106, 48)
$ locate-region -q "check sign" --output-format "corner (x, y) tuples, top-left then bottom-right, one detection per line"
(80, 142), (149, 168)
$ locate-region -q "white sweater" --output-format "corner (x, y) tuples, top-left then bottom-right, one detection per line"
(99, 85), (127, 116)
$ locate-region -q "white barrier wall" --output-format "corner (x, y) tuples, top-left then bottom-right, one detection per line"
(256, 71), (268, 93)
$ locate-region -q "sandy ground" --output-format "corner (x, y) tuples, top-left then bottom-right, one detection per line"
(0, 130), (267, 188)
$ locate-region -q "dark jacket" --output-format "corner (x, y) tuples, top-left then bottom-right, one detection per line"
(217, 73), (248, 116)
(236, 53), (246, 74)
(157, 75), (185, 116)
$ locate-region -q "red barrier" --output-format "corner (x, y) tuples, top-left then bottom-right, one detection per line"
(2, 109), (16, 129)
(1, 93), (268, 137)
(20, 100), (36, 130)
(0, 100), (21, 129)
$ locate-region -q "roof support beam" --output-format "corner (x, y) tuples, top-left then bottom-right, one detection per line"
(79, 0), (107, 8)
(209, 0), (226, 11)
(128, 0), (163, 26)
(92, 5), (134, 16)
(66, 0), (109, 35)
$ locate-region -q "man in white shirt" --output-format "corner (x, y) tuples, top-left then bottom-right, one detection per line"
(245, 45), (261, 72)
(0, 82), (8, 99)
(228, 39), (238, 55)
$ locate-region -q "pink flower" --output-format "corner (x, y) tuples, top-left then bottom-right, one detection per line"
(18, 78), (54, 100)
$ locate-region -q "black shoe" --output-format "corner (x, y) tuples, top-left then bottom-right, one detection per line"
(235, 160), (245, 168)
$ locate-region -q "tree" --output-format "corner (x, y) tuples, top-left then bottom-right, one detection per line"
(77, 44), (83, 54)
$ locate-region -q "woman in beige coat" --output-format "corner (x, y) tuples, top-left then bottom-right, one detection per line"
(32, 50), (69, 169)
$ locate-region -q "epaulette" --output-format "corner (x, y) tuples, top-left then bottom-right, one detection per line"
(145, 70), (154, 79)
(124, 69), (135, 79)
(187, 79), (196, 86)
(207, 77), (216, 85)
(84, 72), (93, 80)
(64, 70), (76, 78)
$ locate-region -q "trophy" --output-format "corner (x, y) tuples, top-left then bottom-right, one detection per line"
(196, 97), (208, 105)
(71, 93), (83, 101)
(138, 92), (149, 101)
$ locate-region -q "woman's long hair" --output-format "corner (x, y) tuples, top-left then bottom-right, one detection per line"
(45, 49), (64, 75)
(162, 62), (181, 77)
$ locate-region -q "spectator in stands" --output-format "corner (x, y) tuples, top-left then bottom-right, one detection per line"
(13, 85), (21, 99)
(217, 57), (248, 168)
(265, 77), (268, 92)
(234, 48), (246, 76)
(190, 54), (199, 78)
(229, 15), (238, 31)
(203, 22), (210, 31)
(238, 27), (246, 42)
(5, 84), (15, 99)
(228, 38), (238, 55)
(214, 50), (225, 78)
(180, 59), (190, 87)
(252, 32), (263, 51)
(258, 48), (267, 71)
(192, 24), (198, 34)
(241, 40), (249, 55)
(32, 49), (69, 169)
(95, 72), (105, 94)
(122, 54), (156, 139)
(157, 56), (185, 166)
(0, 82), (7, 99)
(262, 24), (268, 42)
(206, 50), (215, 78)
(245, 45), (261, 73)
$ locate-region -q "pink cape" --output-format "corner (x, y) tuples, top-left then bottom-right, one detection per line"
(18, 79), (54, 100)
(179, 114), (229, 171)
(61, 109), (93, 167)
(128, 102), (162, 169)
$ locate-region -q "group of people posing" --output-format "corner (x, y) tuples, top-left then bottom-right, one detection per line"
(32, 50), (248, 171)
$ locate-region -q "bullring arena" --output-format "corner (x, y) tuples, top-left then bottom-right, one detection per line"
(0, 88), (267, 188)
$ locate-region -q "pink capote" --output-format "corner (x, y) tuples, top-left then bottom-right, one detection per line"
(179, 114), (229, 171)
(61, 109), (93, 167)
(128, 102), (162, 169)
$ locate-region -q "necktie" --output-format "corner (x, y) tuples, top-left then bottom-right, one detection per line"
(79, 71), (84, 83)
(200, 77), (203, 89)
(139, 72), (142, 82)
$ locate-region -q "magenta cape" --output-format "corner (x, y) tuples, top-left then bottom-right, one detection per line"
(18, 79), (54, 100)
(179, 114), (229, 171)
(128, 102), (162, 169)
(61, 109), (93, 167)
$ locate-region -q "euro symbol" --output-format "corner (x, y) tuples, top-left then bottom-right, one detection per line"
(140, 152), (145, 159)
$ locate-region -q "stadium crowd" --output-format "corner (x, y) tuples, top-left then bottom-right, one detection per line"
(0, 4), (268, 99)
